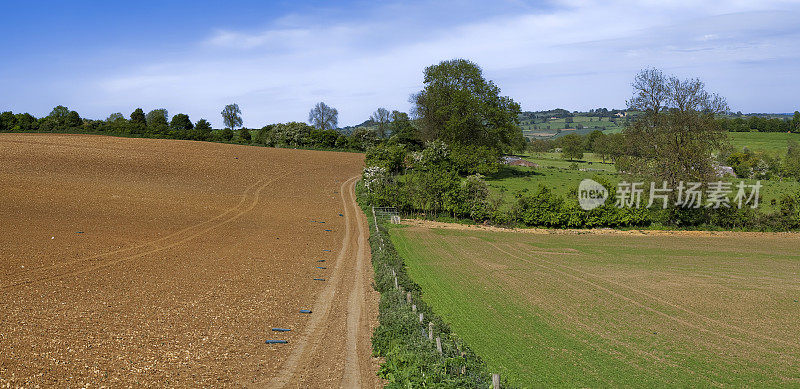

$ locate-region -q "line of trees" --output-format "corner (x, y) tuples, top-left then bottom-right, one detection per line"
(0, 101), (400, 151)
(718, 112), (800, 133)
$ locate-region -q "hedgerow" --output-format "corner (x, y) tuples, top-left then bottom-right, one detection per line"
(356, 182), (511, 388)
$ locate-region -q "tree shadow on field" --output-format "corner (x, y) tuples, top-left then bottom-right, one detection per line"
(490, 166), (542, 180)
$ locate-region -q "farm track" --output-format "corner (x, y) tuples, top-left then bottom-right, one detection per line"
(261, 177), (379, 388)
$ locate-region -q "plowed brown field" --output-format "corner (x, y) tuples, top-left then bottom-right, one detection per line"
(0, 134), (380, 387)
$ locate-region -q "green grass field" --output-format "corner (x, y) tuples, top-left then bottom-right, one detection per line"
(728, 131), (800, 156)
(521, 115), (627, 139)
(486, 163), (799, 212)
(391, 226), (800, 387)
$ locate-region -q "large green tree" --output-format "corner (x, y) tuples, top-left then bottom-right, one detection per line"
(411, 59), (524, 153)
(130, 108), (146, 126)
(170, 113), (193, 132)
(560, 133), (584, 161)
(49, 105), (69, 119)
(308, 102), (338, 131)
(221, 103), (243, 130)
(618, 68), (729, 189)
(370, 107), (391, 138)
(0, 111), (16, 132)
(146, 109), (168, 127)
(65, 111), (82, 128)
(389, 110), (421, 149)
(194, 119), (213, 140)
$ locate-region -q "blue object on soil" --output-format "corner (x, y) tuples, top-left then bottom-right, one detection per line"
(265, 340), (288, 344)
(271, 328), (291, 332)
(299, 309), (312, 314)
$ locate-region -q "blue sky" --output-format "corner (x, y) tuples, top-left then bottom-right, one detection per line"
(2, 0), (799, 128)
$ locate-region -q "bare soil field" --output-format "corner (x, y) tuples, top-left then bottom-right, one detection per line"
(391, 223), (800, 386)
(0, 134), (380, 387)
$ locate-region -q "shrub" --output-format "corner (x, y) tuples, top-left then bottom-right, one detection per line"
(365, 143), (407, 174)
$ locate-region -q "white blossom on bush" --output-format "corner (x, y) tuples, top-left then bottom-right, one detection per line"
(362, 166), (389, 191)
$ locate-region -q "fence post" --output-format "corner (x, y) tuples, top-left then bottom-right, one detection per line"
(419, 313), (424, 323)
(412, 304), (416, 313)
(492, 373), (500, 389)
(371, 206), (378, 233)
(435, 337), (442, 354)
(406, 292), (412, 304)
(428, 322), (434, 341)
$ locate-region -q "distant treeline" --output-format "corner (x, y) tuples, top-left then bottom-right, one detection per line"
(718, 113), (800, 133)
(0, 106), (384, 151)
(519, 107), (628, 120)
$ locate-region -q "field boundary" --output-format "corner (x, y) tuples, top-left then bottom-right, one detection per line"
(355, 182), (511, 388)
(400, 218), (800, 238)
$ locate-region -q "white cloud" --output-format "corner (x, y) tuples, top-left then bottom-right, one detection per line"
(92, 0), (800, 127)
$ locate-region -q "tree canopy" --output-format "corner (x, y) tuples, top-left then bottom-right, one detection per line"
(411, 59), (524, 153)
(170, 113), (193, 132)
(619, 68), (729, 189)
(221, 103), (243, 130)
(146, 109), (168, 128)
(370, 107), (391, 138)
(308, 102), (338, 131)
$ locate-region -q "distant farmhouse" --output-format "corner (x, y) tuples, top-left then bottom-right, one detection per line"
(503, 156), (539, 168)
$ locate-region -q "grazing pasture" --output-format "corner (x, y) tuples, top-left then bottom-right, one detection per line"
(391, 225), (800, 387)
(728, 131), (800, 156)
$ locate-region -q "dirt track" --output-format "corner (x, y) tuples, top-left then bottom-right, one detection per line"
(0, 134), (380, 387)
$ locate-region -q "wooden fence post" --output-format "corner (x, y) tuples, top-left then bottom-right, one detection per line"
(406, 292), (411, 304)
(428, 322), (434, 341)
(492, 373), (500, 389)
(412, 304), (416, 313)
(435, 337), (442, 354)
(372, 206), (379, 233)
(419, 313), (424, 323)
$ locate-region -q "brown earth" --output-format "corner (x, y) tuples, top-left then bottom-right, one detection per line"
(0, 134), (381, 387)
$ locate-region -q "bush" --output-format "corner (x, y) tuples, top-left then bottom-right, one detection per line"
(449, 144), (501, 176)
(365, 143), (407, 174)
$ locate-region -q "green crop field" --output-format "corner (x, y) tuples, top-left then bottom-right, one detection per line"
(391, 226), (800, 387)
(728, 131), (800, 156)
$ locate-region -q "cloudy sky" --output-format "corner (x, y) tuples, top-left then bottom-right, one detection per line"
(2, 0), (799, 128)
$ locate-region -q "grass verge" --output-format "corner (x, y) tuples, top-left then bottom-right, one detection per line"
(356, 181), (511, 388)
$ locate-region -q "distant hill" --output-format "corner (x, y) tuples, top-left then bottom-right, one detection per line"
(338, 119), (376, 135)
